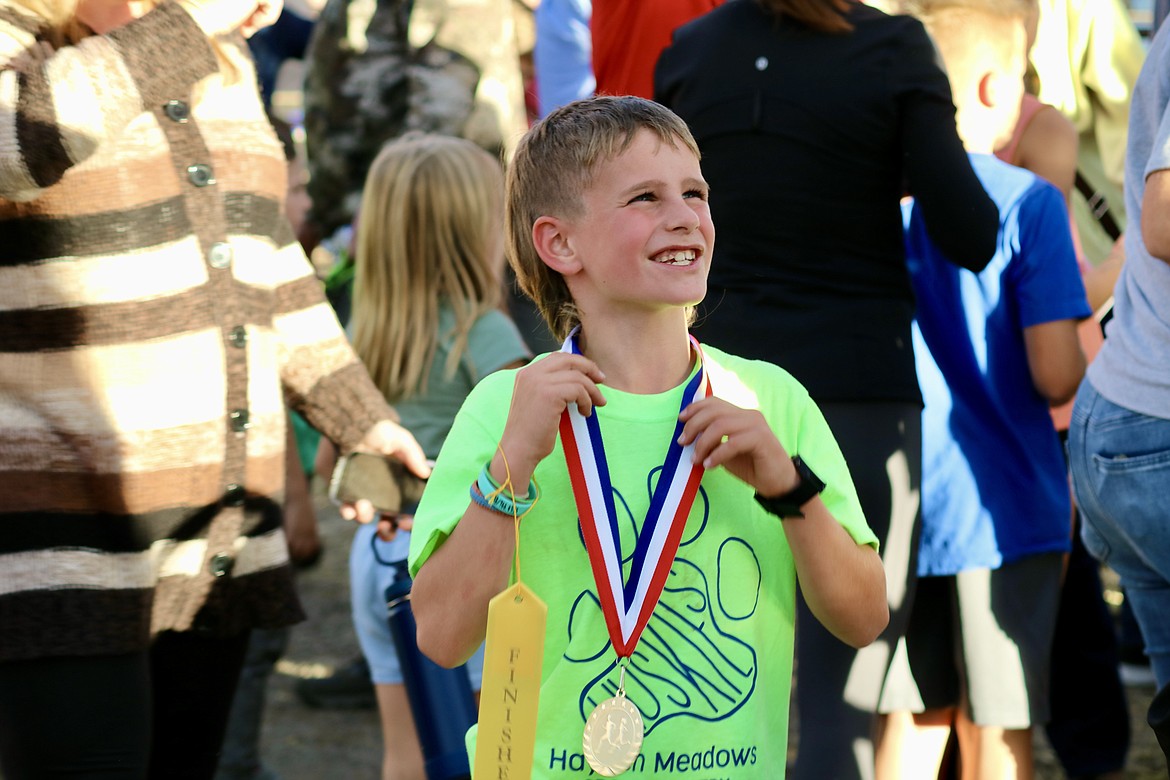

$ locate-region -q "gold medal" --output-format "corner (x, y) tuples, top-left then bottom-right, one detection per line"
(583, 694), (644, 777)
(582, 664), (643, 777)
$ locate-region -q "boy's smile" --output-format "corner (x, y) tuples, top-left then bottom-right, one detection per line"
(548, 129), (715, 322)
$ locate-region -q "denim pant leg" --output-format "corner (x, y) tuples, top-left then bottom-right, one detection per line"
(1068, 379), (1170, 689)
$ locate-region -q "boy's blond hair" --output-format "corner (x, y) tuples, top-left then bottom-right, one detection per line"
(352, 133), (505, 402)
(505, 95), (701, 340)
(906, 0), (1032, 94)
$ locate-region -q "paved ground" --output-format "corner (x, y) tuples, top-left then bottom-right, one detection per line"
(259, 488), (1168, 779)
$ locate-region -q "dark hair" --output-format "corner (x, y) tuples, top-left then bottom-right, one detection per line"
(757, 0), (854, 33)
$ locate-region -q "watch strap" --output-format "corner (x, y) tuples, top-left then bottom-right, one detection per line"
(754, 455), (825, 518)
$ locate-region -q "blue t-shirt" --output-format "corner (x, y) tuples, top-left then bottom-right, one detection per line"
(907, 154), (1091, 575)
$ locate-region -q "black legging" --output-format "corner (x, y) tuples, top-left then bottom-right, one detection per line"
(791, 401), (922, 780)
(0, 630), (249, 780)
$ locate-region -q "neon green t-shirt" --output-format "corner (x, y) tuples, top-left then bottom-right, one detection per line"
(409, 345), (875, 779)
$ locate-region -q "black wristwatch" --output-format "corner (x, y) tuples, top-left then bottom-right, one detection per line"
(754, 456), (826, 519)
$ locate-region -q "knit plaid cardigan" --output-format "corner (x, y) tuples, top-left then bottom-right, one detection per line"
(0, 1), (392, 661)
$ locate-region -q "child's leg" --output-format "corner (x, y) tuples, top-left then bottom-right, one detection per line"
(953, 554), (1063, 780)
(875, 575), (962, 780)
(954, 710), (1033, 780)
(350, 524), (426, 780)
(875, 708), (955, 779)
(375, 683), (425, 780)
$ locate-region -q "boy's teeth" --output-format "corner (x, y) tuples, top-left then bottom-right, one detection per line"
(654, 249), (696, 265)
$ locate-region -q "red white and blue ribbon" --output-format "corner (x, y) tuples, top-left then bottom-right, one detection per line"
(559, 329), (711, 657)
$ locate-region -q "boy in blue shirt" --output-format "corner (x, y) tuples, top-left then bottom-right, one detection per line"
(874, 2), (1090, 778)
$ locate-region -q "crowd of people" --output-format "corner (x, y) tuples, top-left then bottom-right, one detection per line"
(0, 0), (1167, 779)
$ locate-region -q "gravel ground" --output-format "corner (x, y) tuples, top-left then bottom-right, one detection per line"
(259, 489), (1168, 780)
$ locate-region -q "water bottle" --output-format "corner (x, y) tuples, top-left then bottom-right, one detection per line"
(385, 559), (477, 780)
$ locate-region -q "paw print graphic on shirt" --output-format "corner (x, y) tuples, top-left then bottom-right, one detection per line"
(566, 467), (761, 735)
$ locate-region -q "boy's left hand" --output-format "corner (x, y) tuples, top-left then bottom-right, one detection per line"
(678, 397), (798, 497)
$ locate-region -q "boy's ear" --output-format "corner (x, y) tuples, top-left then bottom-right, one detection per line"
(532, 215), (582, 275)
(977, 71), (996, 109)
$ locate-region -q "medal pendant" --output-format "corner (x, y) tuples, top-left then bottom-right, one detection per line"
(582, 695), (644, 777)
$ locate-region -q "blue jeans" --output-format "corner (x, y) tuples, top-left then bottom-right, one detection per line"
(1068, 379), (1170, 689)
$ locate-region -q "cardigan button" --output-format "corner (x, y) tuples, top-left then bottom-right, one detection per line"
(209, 553), (234, 577)
(228, 326), (247, 348)
(208, 242), (233, 269)
(224, 483), (246, 506)
(229, 409), (250, 433)
(164, 100), (190, 123)
(187, 163), (215, 187)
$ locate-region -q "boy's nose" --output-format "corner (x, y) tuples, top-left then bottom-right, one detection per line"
(666, 198), (701, 231)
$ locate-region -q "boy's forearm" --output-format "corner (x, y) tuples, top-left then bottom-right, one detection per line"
(411, 505), (518, 668)
(782, 499), (889, 648)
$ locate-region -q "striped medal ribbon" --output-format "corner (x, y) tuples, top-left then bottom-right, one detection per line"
(559, 329), (711, 776)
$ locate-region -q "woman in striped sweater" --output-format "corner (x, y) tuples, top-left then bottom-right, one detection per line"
(0, 1), (427, 776)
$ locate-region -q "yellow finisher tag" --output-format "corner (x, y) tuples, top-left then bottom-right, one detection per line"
(474, 581), (547, 780)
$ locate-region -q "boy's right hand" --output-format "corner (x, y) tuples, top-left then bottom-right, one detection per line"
(495, 354), (606, 484)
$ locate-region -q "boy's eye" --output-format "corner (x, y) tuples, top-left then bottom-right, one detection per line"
(684, 188), (708, 201)
(628, 191), (656, 204)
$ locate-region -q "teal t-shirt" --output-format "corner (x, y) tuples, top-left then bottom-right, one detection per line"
(409, 345), (875, 779)
(393, 306), (530, 457)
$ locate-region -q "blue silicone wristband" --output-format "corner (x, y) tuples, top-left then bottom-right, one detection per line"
(469, 481), (533, 517)
(477, 465), (537, 508)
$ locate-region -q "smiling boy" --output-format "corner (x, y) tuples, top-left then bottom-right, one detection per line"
(407, 95), (888, 778)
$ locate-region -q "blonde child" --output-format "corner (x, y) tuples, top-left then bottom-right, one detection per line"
(407, 96), (888, 778)
(323, 133), (530, 780)
(874, 1), (1090, 777)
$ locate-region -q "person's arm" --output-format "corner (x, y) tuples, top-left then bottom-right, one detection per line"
(283, 415), (321, 565)
(0, 3), (215, 201)
(1083, 235), (1124, 312)
(1015, 104), (1080, 206)
(678, 397), (888, 648)
(534, 0), (595, 117)
(1016, 183), (1091, 405)
(1142, 169), (1170, 264)
(0, 1), (279, 202)
(898, 18), (999, 272)
(1023, 319), (1086, 405)
(411, 353), (608, 667)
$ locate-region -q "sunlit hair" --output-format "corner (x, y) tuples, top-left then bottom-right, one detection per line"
(756, 0), (854, 34)
(352, 133), (505, 402)
(505, 95), (700, 340)
(905, 0), (1031, 92)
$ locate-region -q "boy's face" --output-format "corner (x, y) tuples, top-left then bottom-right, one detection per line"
(554, 129), (714, 320)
